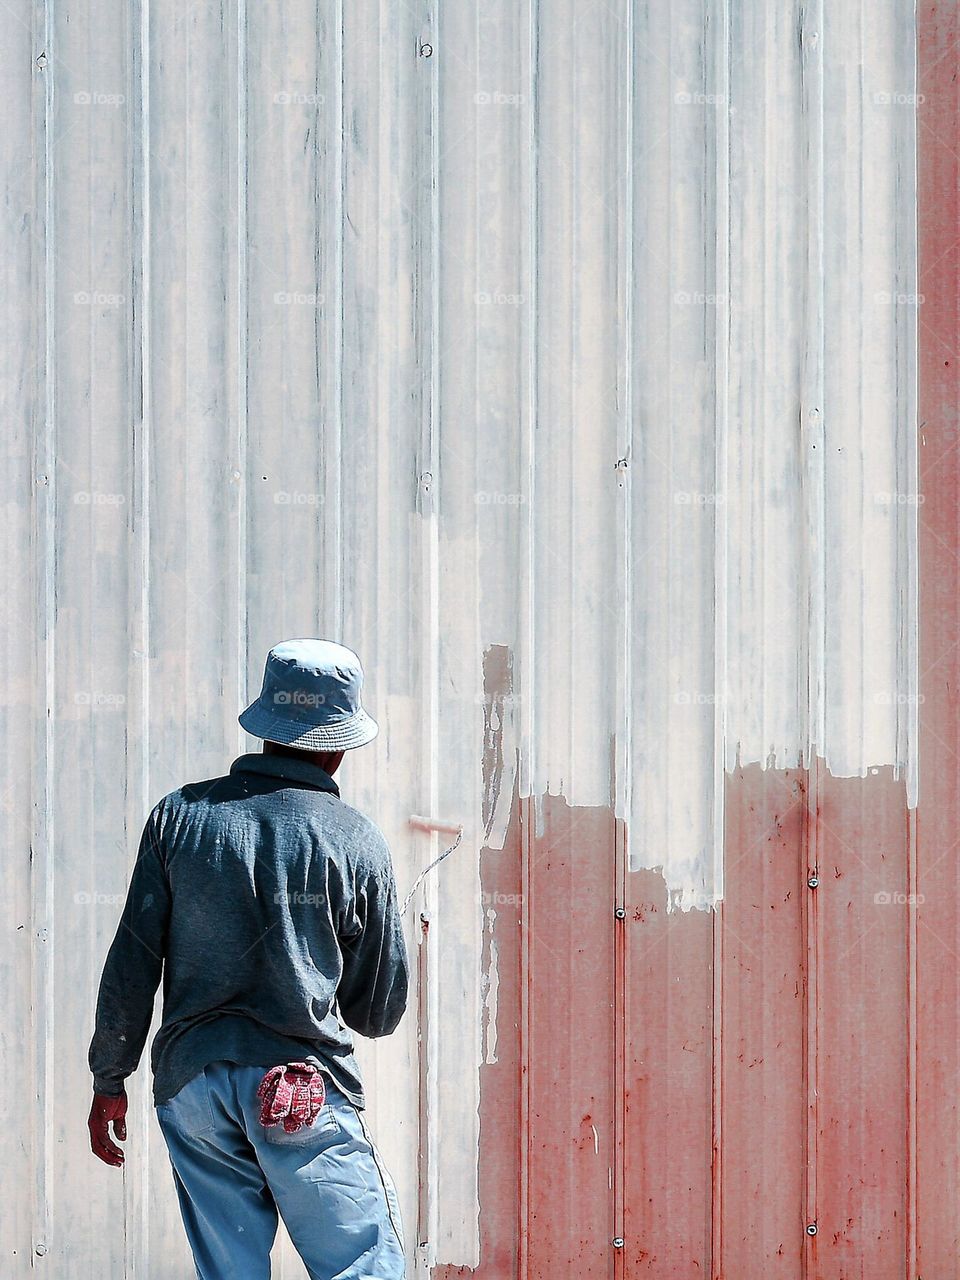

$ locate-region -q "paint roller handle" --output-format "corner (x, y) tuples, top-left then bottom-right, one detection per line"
(401, 819), (466, 915)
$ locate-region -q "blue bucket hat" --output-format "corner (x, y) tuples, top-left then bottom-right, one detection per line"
(239, 639), (379, 751)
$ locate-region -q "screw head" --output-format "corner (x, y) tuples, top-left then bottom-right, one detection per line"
(806, 1222), (818, 1236)
(807, 875), (819, 889)
(612, 1237), (624, 1249)
(615, 907), (626, 919)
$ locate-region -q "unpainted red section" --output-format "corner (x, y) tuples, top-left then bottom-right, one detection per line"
(719, 765), (806, 1276)
(434, 790), (618, 1280)
(917, 2), (960, 1271)
(439, 760), (915, 1278)
(812, 766), (910, 1274)
(621, 865), (713, 1272)
(720, 764), (911, 1277)
(525, 794), (617, 1276)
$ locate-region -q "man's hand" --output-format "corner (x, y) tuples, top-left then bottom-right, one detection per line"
(88, 1090), (128, 1167)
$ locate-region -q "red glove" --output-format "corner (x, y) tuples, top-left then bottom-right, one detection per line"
(88, 1090), (128, 1167)
(256, 1062), (326, 1133)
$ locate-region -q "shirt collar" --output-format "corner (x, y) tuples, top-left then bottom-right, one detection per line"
(229, 751), (341, 797)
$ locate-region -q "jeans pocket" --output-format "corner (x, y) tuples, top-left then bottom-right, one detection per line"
(155, 1068), (216, 1137)
(262, 1103), (341, 1145)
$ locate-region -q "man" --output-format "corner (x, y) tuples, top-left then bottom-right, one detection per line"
(88, 639), (409, 1280)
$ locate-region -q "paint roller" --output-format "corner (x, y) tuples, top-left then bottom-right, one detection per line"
(401, 814), (465, 916)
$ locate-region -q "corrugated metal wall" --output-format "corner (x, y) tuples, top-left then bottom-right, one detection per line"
(2, 0), (954, 1275)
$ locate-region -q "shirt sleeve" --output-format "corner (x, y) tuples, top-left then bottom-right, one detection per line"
(336, 845), (409, 1038)
(88, 805), (171, 1096)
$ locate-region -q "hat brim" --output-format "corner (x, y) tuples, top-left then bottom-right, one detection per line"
(238, 699), (379, 751)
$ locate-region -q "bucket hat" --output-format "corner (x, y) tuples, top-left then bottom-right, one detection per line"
(239, 639), (379, 751)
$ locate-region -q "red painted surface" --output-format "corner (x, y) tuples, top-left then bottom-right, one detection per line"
(720, 766), (806, 1276)
(917, 2), (960, 1272)
(445, 767), (916, 1278)
(435, 792), (619, 1280)
(813, 767), (910, 1275)
(622, 864), (713, 1272)
(720, 764), (911, 1276)
(526, 795), (617, 1276)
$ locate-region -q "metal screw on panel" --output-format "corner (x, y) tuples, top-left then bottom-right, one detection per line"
(612, 1238), (624, 1249)
(807, 875), (819, 889)
(615, 907), (626, 919)
(35, 1243), (47, 1256)
(419, 41), (433, 57)
(806, 1222), (818, 1236)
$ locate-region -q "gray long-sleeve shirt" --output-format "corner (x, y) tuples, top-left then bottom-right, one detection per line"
(88, 751), (409, 1107)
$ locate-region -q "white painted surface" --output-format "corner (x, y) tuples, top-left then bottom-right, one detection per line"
(0, 0), (917, 1274)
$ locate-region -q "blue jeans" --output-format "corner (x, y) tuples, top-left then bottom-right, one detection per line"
(154, 1062), (406, 1280)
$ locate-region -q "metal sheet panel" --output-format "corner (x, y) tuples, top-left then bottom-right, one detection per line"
(1, 3), (45, 1271)
(916, 1), (960, 1272)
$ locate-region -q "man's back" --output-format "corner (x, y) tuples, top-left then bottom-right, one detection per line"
(89, 749), (409, 1109)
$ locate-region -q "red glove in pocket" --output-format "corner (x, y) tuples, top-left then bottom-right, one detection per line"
(256, 1062), (326, 1133)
